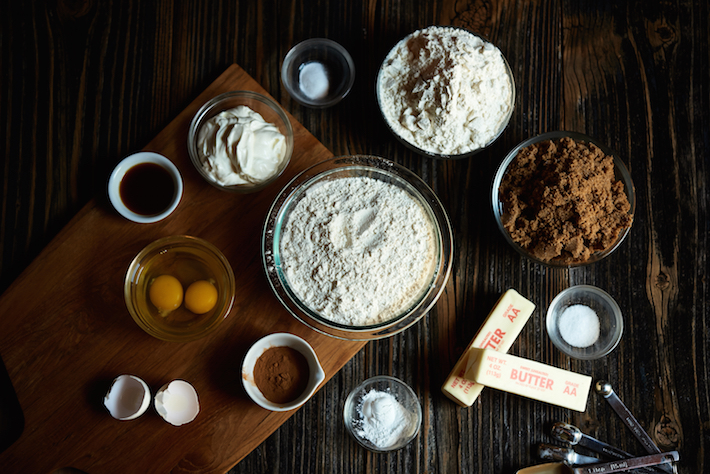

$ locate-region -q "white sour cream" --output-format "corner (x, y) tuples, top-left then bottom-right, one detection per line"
(196, 106), (287, 186)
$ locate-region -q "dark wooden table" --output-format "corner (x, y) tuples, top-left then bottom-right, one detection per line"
(1, 1), (708, 473)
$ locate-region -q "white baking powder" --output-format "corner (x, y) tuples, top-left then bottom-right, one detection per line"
(558, 304), (600, 348)
(279, 176), (436, 326)
(377, 26), (513, 155)
(356, 389), (416, 449)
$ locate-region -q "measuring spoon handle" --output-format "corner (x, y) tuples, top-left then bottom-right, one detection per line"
(571, 451), (679, 474)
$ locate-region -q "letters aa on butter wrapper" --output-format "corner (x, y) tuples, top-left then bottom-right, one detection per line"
(441, 289), (535, 407)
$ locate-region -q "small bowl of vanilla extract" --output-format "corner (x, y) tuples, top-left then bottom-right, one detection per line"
(108, 151), (183, 223)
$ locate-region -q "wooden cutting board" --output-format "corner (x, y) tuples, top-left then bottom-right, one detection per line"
(0, 64), (366, 473)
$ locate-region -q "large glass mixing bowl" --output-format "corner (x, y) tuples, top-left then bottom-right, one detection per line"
(262, 155), (453, 340)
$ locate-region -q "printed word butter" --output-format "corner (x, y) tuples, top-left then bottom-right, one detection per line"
(468, 349), (592, 412)
(441, 289), (535, 407)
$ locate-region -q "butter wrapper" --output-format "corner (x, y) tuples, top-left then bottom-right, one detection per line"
(441, 289), (535, 407)
(469, 348), (592, 412)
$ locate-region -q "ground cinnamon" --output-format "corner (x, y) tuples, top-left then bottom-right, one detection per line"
(253, 346), (310, 404)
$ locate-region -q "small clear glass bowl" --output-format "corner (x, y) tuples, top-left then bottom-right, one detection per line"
(376, 26), (515, 159)
(187, 90), (294, 193)
(343, 376), (422, 452)
(281, 38), (355, 108)
(546, 285), (624, 360)
(124, 235), (236, 342)
(492, 131), (636, 267)
(262, 155), (453, 340)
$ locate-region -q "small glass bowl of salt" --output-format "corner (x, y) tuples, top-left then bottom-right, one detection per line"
(343, 375), (422, 452)
(281, 38), (355, 108)
(546, 285), (624, 360)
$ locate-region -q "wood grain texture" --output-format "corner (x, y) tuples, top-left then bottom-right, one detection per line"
(1, 0), (708, 473)
(0, 64), (364, 473)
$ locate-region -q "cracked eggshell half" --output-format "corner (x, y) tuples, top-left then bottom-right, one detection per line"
(104, 374), (151, 421)
(154, 379), (200, 426)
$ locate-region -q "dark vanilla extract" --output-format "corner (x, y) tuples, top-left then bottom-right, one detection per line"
(119, 162), (175, 216)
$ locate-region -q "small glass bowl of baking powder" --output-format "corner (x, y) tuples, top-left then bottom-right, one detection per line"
(375, 26), (515, 159)
(343, 375), (422, 452)
(187, 90), (294, 193)
(281, 38), (355, 108)
(546, 285), (624, 360)
(492, 131), (636, 267)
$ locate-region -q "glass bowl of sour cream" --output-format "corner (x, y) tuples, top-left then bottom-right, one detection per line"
(262, 155), (453, 340)
(187, 90), (294, 193)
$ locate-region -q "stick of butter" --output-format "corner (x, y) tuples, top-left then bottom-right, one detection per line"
(468, 348), (592, 412)
(441, 289), (535, 407)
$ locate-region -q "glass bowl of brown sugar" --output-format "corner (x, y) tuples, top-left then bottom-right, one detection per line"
(491, 131), (636, 267)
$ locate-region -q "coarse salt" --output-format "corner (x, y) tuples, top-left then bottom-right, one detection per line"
(299, 61), (329, 100)
(558, 304), (600, 348)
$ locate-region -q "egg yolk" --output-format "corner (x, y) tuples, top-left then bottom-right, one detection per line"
(149, 275), (184, 314)
(185, 280), (217, 314)
(184, 280), (218, 314)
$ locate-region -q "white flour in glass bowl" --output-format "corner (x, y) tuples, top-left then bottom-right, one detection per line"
(279, 175), (436, 326)
(377, 26), (513, 156)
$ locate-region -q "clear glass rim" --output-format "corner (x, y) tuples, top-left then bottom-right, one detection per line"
(545, 284), (624, 360)
(281, 38), (356, 108)
(342, 375), (422, 452)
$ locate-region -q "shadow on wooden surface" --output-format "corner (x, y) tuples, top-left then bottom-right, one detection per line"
(0, 357), (23, 454)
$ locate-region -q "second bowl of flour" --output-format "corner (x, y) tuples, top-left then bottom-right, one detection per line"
(262, 155), (453, 340)
(376, 26), (515, 159)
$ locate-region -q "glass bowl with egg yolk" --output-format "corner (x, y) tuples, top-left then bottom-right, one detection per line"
(124, 235), (236, 342)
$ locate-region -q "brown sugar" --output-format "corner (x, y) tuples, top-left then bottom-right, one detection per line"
(253, 346), (310, 404)
(498, 137), (632, 264)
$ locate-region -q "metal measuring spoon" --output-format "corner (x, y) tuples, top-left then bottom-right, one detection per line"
(550, 422), (666, 474)
(537, 443), (599, 465)
(595, 380), (675, 474)
(516, 451), (679, 474)
(595, 380), (661, 454)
